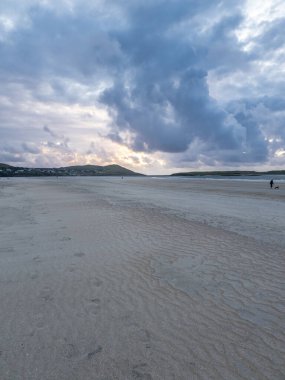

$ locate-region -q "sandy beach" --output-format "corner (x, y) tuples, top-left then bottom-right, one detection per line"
(0, 177), (285, 380)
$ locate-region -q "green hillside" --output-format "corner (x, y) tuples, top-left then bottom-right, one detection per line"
(0, 163), (143, 176)
(62, 164), (143, 176)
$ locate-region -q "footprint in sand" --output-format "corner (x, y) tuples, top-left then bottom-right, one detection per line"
(32, 256), (42, 263)
(85, 298), (101, 315)
(90, 298), (100, 304)
(132, 363), (152, 380)
(34, 313), (45, 329)
(86, 345), (103, 359)
(60, 236), (71, 242)
(39, 287), (54, 302)
(68, 264), (77, 272)
(93, 279), (103, 287)
(74, 252), (85, 258)
(29, 272), (39, 280)
(61, 343), (79, 359)
(129, 326), (151, 349)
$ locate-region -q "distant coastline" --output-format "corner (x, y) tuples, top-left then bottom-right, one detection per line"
(171, 170), (285, 177)
(1, 163), (284, 178)
(0, 163), (143, 177)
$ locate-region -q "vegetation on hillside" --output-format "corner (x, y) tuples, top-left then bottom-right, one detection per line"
(0, 164), (143, 177)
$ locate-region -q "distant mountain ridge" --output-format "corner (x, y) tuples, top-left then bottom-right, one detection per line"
(0, 163), (143, 176)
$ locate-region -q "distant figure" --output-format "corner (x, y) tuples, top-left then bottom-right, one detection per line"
(270, 179), (274, 188)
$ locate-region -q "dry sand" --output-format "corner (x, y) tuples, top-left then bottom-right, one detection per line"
(0, 177), (284, 380)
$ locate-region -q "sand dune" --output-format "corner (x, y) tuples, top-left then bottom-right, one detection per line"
(0, 177), (284, 379)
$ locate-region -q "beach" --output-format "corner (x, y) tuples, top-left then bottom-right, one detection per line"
(0, 177), (285, 380)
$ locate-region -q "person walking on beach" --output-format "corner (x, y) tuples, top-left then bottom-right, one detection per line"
(270, 179), (274, 188)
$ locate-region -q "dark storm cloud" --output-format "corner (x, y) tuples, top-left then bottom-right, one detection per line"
(99, 0), (285, 165)
(100, 0), (261, 162)
(101, 68), (246, 154)
(202, 14), (255, 73)
(0, 0), (284, 168)
(0, 4), (122, 113)
(0, 6), (120, 79)
(227, 95), (285, 160)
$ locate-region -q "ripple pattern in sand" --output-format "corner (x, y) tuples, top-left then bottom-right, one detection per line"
(0, 179), (284, 379)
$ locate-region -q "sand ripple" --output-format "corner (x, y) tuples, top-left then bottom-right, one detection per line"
(0, 178), (284, 379)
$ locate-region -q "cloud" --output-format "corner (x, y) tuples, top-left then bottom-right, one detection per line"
(0, 0), (284, 171)
(22, 142), (41, 154)
(99, 1), (259, 163)
(254, 17), (285, 53)
(101, 68), (246, 155)
(43, 125), (58, 138)
(0, 144), (36, 165)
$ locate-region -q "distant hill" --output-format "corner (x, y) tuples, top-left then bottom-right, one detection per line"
(171, 170), (285, 176)
(61, 164), (143, 176)
(0, 163), (143, 177)
(0, 163), (13, 168)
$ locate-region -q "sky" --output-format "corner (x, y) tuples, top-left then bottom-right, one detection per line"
(0, 0), (284, 174)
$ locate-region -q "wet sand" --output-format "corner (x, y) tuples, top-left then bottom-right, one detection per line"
(0, 177), (284, 379)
